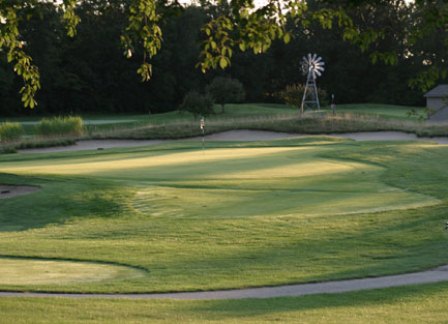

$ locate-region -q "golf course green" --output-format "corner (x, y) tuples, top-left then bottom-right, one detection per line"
(0, 136), (447, 294)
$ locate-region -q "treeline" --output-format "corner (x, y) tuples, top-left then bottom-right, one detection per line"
(0, 0), (440, 116)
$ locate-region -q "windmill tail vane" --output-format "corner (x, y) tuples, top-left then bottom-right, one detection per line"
(300, 53), (325, 114)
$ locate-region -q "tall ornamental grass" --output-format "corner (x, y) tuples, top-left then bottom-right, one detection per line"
(36, 116), (84, 137)
(0, 122), (24, 142)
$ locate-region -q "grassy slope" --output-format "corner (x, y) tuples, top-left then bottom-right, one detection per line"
(87, 103), (435, 140)
(80, 103), (428, 135)
(0, 138), (447, 293)
(334, 103), (426, 119)
(0, 103), (425, 133)
(0, 282), (447, 323)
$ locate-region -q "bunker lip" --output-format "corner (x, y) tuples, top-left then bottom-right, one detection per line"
(17, 130), (448, 154)
(0, 256), (146, 286)
(0, 185), (40, 199)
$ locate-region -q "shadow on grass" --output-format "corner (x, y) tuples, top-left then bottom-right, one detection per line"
(0, 173), (135, 232)
(0, 254), (150, 275)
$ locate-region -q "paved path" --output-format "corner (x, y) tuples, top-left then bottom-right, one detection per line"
(18, 130), (448, 154)
(1, 265), (448, 300)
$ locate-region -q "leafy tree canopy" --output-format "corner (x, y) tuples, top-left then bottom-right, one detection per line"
(180, 90), (215, 116)
(1, 0), (446, 108)
(206, 76), (245, 112)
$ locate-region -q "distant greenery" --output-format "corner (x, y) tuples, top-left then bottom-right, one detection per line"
(1, 103), (444, 153)
(0, 282), (447, 322)
(0, 1), (434, 116)
(0, 122), (24, 143)
(179, 91), (215, 117)
(35, 116), (84, 137)
(89, 103), (444, 140)
(279, 83), (328, 113)
(206, 77), (245, 113)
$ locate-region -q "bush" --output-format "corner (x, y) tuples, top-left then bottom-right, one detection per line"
(279, 83), (328, 111)
(206, 77), (245, 113)
(179, 91), (215, 117)
(0, 122), (24, 142)
(35, 116), (84, 137)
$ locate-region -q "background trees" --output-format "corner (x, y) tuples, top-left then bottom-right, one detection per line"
(0, 0), (446, 116)
(279, 84), (328, 112)
(206, 77), (245, 113)
(179, 91), (214, 117)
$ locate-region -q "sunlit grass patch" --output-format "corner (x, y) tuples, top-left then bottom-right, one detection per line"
(0, 257), (144, 286)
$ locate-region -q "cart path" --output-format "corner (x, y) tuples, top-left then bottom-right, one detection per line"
(17, 130), (448, 153)
(1, 265), (448, 300)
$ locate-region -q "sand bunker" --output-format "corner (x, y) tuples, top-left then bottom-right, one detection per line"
(17, 130), (448, 154)
(0, 258), (145, 285)
(0, 185), (40, 199)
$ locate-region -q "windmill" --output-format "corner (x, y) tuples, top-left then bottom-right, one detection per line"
(300, 53), (325, 114)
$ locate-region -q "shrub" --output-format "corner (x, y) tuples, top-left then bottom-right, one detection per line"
(0, 122), (24, 142)
(206, 77), (245, 113)
(279, 83), (328, 112)
(35, 116), (84, 137)
(179, 91), (215, 117)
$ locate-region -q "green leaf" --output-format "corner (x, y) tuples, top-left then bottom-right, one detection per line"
(219, 57), (228, 69)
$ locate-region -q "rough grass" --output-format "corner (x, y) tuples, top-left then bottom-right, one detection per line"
(35, 116), (84, 137)
(0, 122), (24, 142)
(89, 113), (419, 140)
(2, 104), (446, 152)
(0, 282), (447, 323)
(0, 138), (447, 293)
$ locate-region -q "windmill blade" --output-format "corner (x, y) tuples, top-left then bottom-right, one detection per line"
(302, 53), (325, 79)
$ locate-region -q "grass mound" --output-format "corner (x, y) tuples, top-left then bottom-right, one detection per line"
(0, 138), (447, 293)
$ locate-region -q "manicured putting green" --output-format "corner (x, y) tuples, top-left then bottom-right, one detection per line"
(0, 258), (144, 285)
(2, 146), (439, 219)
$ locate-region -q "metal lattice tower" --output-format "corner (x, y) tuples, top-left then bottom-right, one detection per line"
(300, 53), (325, 114)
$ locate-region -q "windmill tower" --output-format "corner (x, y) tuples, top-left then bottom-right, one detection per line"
(300, 53), (325, 114)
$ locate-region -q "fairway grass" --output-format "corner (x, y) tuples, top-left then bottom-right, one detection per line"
(0, 137), (447, 293)
(0, 282), (447, 323)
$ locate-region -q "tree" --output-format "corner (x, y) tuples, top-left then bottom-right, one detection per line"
(206, 77), (245, 113)
(179, 90), (214, 117)
(2, 0), (448, 109)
